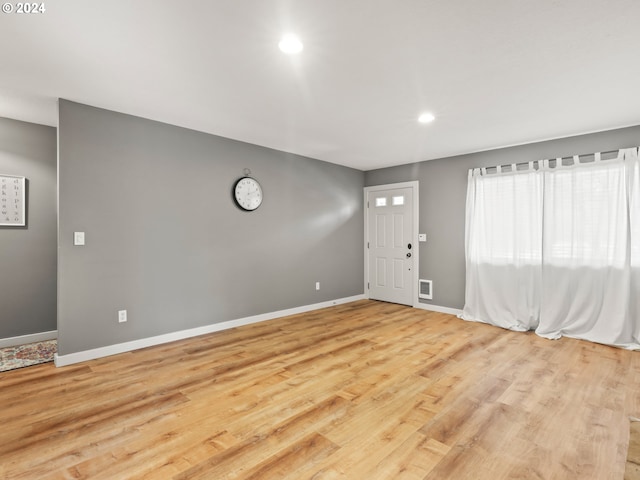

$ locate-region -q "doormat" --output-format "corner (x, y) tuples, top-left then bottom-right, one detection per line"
(0, 339), (57, 372)
(626, 417), (640, 479)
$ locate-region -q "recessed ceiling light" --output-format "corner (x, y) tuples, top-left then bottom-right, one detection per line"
(418, 112), (435, 124)
(278, 33), (303, 54)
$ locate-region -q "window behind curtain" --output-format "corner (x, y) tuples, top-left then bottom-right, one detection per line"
(468, 169), (542, 265)
(544, 160), (627, 268)
(462, 148), (640, 348)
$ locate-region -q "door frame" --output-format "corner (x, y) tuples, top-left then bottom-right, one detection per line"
(364, 181), (419, 307)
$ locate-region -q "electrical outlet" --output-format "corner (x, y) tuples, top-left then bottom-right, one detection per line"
(316, 282), (320, 291)
(118, 310), (127, 323)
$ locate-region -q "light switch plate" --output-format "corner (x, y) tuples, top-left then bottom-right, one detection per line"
(74, 232), (85, 246)
(419, 233), (427, 242)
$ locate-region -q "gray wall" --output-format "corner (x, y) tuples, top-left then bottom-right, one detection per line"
(58, 100), (364, 355)
(365, 125), (640, 310)
(0, 117), (57, 339)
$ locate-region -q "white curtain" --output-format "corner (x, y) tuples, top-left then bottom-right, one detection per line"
(461, 148), (640, 349)
(630, 150), (640, 341)
(461, 163), (543, 331)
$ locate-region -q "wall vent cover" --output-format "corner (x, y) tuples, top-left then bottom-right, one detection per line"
(419, 279), (433, 300)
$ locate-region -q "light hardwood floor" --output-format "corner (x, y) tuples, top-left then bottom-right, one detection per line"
(1, 300), (638, 479)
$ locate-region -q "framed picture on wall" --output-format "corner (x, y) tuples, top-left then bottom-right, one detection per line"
(0, 174), (26, 227)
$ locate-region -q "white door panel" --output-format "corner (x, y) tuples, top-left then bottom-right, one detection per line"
(366, 185), (416, 306)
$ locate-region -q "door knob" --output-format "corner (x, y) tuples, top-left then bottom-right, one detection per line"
(406, 252), (412, 258)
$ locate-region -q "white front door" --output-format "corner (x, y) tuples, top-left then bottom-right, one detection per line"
(365, 183), (417, 306)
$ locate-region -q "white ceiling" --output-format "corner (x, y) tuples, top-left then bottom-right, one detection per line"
(1, 0), (639, 170)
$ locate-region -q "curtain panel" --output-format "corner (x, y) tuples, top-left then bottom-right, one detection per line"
(461, 148), (640, 349)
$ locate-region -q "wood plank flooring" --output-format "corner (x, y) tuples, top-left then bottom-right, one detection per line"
(1, 300), (638, 479)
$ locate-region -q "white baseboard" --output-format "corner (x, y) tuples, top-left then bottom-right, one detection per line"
(54, 294), (366, 367)
(414, 302), (463, 316)
(0, 330), (57, 349)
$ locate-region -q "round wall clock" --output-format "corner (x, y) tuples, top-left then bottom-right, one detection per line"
(233, 176), (263, 211)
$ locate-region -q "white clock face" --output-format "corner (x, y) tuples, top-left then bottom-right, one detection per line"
(234, 177), (263, 211)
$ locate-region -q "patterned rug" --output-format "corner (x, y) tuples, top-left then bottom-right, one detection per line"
(0, 340), (57, 372)
(626, 417), (640, 479)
